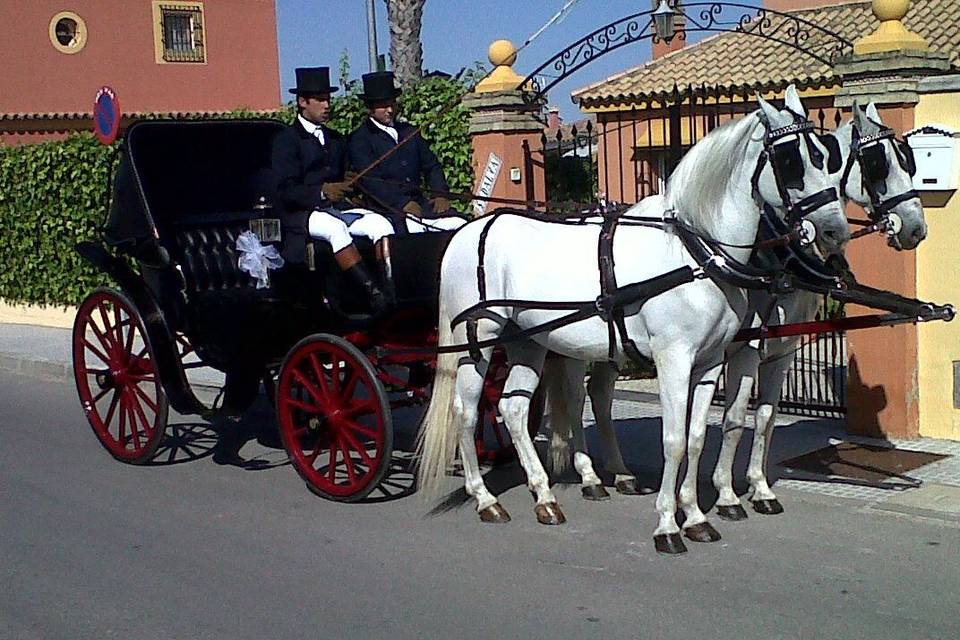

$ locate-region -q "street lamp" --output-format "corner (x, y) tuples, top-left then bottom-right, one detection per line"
(653, 0), (677, 41)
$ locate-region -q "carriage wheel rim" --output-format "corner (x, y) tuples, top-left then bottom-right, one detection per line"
(73, 290), (166, 462)
(277, 338), (390, 499)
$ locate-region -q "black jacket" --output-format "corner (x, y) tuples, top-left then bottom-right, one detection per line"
(348, 119), (449, 213)
(271, 120), (348, 263)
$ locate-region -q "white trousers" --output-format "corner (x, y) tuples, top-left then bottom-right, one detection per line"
(308, 208), (394, 252)
(308, 208), (468, 253)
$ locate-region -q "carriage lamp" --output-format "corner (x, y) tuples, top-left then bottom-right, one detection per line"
(653, 0), (677, 41)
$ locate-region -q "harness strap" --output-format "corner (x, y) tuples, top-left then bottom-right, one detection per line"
(476, 212), (506, 302)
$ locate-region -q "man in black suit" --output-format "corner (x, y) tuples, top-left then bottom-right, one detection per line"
(347, 71), (466, 234)
(271, 67), (393, 313)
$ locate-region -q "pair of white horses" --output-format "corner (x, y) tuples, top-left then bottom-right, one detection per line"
(417, 86), (926, 554)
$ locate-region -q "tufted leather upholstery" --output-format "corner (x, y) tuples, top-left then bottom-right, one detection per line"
(174, 221), (257, 293)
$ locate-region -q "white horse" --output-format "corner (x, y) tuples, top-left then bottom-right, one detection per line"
(545, 102), (927, 515)
(712, 102), (927, 518)
(417, 86), (850, 554)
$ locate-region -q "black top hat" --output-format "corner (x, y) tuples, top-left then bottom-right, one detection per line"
(288, 67), (339, 96)
(360, 71), (402, 103)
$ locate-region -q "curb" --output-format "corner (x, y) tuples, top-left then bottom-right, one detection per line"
(0, 353), (73, 382)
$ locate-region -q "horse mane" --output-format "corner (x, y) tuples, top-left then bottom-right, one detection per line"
(665, 113), (761, 239)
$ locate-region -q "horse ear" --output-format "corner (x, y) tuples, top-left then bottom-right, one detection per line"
(784, 84), (806, 118)
(866, 101), (882, 124)
(852, 100), (868, 130)
(756, 93), (779, 126)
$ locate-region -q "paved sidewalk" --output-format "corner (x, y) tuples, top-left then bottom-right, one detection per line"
(4, 320), (960, 523)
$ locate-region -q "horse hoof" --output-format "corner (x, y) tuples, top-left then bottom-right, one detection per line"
(615, 478), (651, 495)
(717, 504), (749, 521)
(752, 499), (785, 515)
(534, 502), (566, 525)
(683, 521), (722, 543)
(654, 533), (688, 555)
(479, 503), (511, 523)
(581, 485), (611, 501)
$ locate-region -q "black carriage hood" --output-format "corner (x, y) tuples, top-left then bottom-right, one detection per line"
(104, 118), (286, 249)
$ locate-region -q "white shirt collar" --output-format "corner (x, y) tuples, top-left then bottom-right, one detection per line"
(298, 115), (325, 145)
(369, 117), (399, 143)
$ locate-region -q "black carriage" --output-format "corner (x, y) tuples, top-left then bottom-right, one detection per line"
(72, 118), (529, 501)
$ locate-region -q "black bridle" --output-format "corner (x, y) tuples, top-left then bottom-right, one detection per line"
(841, 125), (919, 226)
(751, 119), (840, 243)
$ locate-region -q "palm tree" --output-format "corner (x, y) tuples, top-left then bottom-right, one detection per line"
(384, 0), (424, 86)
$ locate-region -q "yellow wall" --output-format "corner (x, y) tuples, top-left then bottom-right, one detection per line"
(915, 91), (960, 440)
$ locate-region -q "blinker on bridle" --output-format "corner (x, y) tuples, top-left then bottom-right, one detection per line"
(842, 125), (919, 227)
(752, 118), (840, 245)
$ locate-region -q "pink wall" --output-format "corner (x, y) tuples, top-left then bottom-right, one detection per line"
(0, 1), (280, 116)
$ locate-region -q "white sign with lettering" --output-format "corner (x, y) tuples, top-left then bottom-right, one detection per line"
(473, 152), (503, 216)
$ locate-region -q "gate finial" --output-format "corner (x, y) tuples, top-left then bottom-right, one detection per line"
(854, 0), (928, 54)
(475, 40), (526, 93)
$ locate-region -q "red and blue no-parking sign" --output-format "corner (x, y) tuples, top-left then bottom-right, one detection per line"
(94, 86), (121, 145)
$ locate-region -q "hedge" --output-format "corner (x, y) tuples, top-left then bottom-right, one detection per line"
(0, 76), (475, 307)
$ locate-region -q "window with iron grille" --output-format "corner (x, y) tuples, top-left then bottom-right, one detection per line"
(159, 4), (205, 63)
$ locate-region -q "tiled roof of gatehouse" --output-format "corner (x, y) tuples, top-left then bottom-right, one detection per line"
(572, 0), (960, 107)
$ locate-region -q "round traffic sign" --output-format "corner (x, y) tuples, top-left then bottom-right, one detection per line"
(94, 86), (121, 145)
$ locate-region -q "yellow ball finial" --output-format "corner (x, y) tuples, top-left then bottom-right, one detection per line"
(475, 39), (524, 93)
(488, 40), (518, 68)
(872, 0), (909, 22)
(854, 0), (928, 54)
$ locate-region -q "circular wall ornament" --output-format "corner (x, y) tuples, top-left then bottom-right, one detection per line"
(49, 11), (87, 54)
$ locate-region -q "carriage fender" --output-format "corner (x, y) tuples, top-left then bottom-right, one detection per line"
(75, 241), (209, 417)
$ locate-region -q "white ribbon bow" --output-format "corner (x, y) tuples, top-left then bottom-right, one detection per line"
(236, 230), (284, 289)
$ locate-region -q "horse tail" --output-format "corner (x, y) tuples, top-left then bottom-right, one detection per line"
(543, 357), (574, 474)
(415, 296), (460, 497)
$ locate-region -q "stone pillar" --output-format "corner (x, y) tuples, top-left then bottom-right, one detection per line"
(461, 40), (546, 216)
(834, 0), (950, 439)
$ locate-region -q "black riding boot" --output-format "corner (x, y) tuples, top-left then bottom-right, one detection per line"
(343, 263), (389, 316)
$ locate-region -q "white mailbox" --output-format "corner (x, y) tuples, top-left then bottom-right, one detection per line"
(905, 124), (960, 191)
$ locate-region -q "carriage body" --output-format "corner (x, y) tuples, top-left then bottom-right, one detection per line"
(73, 119), (456, 500)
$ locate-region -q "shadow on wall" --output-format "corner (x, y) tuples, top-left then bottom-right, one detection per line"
(846, 355), (888, 438)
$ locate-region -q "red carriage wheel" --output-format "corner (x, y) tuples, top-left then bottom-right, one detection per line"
(277, 334), (392, 501)
(72, 287), (168, 464)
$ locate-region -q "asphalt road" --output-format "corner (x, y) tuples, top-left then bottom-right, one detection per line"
(2, 369), (959, 640)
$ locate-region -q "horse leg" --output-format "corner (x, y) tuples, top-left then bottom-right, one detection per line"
(748, 354), (792, 515)
(713, 345), (759, 521)
(499, 345), (565, 524)
(678, 362), (724, 543)
(588, 362), (645, 495)
(651, 348), (692, 554)
(451, 352), (512, 522)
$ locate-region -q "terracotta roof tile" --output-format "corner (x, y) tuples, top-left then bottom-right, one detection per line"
(573, 0), (960, 106)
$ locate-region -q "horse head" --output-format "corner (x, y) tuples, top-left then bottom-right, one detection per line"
(835, 102), (927, 250)
(754, 85), (850, 259)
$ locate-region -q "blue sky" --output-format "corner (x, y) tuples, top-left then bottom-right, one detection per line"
(276, 0), (764, 121)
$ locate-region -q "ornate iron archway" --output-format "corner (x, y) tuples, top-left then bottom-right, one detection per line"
(523, 2), (853, 100)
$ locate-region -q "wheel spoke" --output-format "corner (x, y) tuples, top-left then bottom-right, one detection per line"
(309, 353), (331, 399)
(112, 302), (124, 353)
(87, 319), (116, 359)
(341, 370), (360, 401)
(341, 400), (376, 420)
(291, 368), (326, 406)
(96, 302), (118, 356)
(117, 392), (128, 446)
(283, 397), (322, 414)
(330, 358), (342, 395)
(82, 339), (112, 367)
(128, 386), (155, 441)
(131, 382), (159, 413)
(340, 427), (374, 467)
(123, 317), (136, 356)
(328, 441), (339, 482)
(340, 439), (357, 484)
(342, 419), (379, 440)
(91, 386), (112, 405)
(102, 389), (121, 428)
(123, 391), (143, 450)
